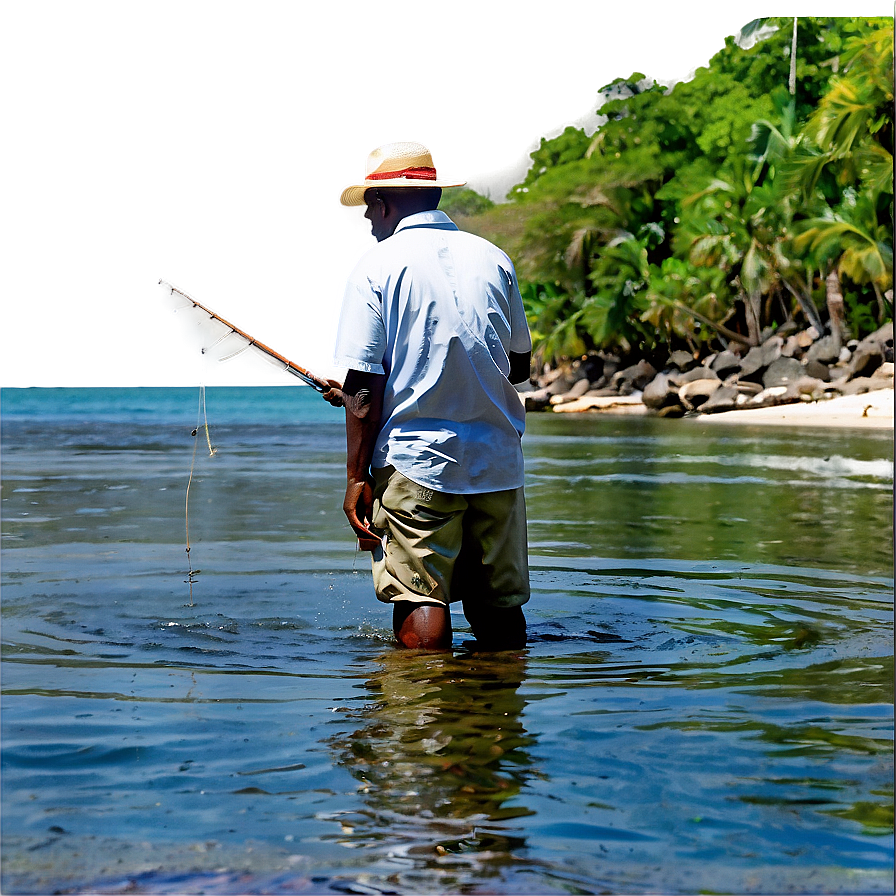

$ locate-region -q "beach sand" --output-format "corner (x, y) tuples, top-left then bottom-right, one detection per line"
(549, 385), (893, 430)
(695, 386), (894, 430)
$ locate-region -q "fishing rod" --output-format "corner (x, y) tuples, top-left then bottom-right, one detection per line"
(159, 279), (332, 394)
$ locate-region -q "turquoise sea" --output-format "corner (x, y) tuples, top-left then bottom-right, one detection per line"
(1, 386), (893, 894)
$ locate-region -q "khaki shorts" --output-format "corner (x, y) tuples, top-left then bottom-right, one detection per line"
(369, 466), (529, 609)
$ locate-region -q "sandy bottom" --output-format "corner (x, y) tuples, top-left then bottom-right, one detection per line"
(696, 386), (893, 430)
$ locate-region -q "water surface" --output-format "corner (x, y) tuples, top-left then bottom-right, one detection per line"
(2, 387), (893, 894)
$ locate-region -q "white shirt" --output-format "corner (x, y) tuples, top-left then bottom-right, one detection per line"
(334, 210), (531, 494)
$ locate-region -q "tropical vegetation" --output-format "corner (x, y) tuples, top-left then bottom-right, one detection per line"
(443, 17), (893, 370)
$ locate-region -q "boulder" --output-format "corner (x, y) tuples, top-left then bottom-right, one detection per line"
(869, 321), (893, 346)
(802, 358), (831, 381)
(552, 376), (617, 404)
(679, 366), (720, 384)
(566, 377), (594, 398)
(756, 323), (798, 344)
(699, 384), (739, 414)
(579, 354), (605, 383)
(845, 337), (885, 379)
(806, 334), (841, 365)
(794, 376), (828, 401)
(781, 335), (804, 358)
(611, 359), (657, 393)
(539, 367), (565, 386)
(642, 372), (682, 410)
(795, 327), (821, 349)
(739, 336), (783, 381)
(738, 346), (766, 380)
(709, 350), (742, 378)
(524, 390), (552, 412)
(835, 361), (892, 395)
(762, 356), (803, 389)
(871, 361), (894, 383)
(837, 376), (881, 396)
(541, 369), (579, 396)
(678, 378), (722, 410)
(600, 353), (623, 381)
(667, 350), (698, 372)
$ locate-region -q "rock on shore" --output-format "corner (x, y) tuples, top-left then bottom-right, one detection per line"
(520, 322), (894, 419)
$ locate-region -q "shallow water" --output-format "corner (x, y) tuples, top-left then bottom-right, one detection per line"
(1, 387), (893, 894)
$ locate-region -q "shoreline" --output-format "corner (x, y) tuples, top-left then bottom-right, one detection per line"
(547, 385), (894, 431)
(527, 323), (894, 432)
(690, 386), (894, 430)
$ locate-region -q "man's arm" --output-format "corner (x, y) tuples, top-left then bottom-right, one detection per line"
(342, 368), (386, 551)
(509, 350), (531, 385)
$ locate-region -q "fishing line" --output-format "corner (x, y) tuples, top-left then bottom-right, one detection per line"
(160, 281), (364, 592)
(184, 385), (216, 605)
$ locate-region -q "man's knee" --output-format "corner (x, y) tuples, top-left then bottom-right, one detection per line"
(392, 602), (452, 650)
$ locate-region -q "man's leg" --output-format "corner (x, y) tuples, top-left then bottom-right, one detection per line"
(393, 602), (452, 650)
(455, 486), (529, 650)
(370, 468), (465, 650)
(461, 602), (526, 650)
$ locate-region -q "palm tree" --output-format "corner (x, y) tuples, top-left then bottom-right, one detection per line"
(794, 193), (894, 336)
(677, 153), (799, 345)
(789, 20), (894, 335)
(641, 256), (745, 349)
(787, 20), (893, 194)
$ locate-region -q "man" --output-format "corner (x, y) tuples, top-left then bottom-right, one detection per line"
(326, 142), (531, 651)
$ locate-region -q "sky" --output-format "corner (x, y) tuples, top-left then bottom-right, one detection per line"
(3, 2), (890, 388)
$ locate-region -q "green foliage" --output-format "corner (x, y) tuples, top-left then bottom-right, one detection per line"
(521, 281), (590, 364)
(439, 187), (495, 219)
(584, 235), (652, 350)
(686, 73), (776, 162)
(844, 291), (880, 337)
(510, 127), (592, 198)
(458, 16), (893, 364)
(642, 257), (733, 348)
(794, 191), (893, 292)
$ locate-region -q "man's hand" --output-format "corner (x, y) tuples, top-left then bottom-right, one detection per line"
(322, 378), (345, 408)
(343, 476), (380, 551)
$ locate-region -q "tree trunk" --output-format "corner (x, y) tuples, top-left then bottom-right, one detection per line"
(825, 266), (849, 348)
(872, 282), (887, 323)
(789, 18), (798, 96)
(745, 292), (762, 346)
(782, 279), (824, 332)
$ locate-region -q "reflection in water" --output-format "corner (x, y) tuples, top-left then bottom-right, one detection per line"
(323, 650), (537, 881)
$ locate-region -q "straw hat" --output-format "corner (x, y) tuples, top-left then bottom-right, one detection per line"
(340, 141), (466, 207)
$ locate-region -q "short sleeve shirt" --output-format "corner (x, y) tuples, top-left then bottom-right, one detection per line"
(334, 210), (531, 494)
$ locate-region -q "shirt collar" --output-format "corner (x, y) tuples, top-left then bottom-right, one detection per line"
(393, 210), (458, 234)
